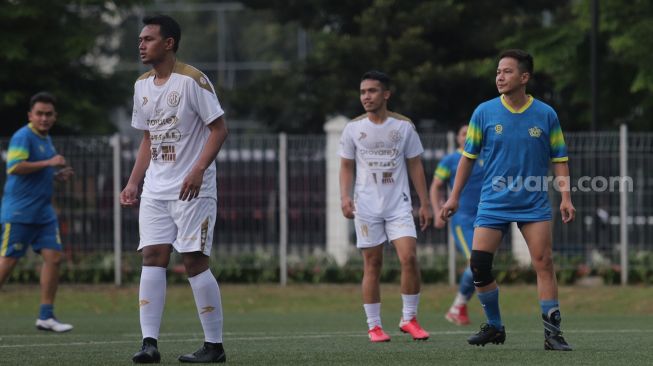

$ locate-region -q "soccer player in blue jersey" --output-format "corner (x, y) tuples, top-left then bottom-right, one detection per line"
(0, 92), (75, 333)
(440, 49), (575, 351)
(430, 124), (484, 326)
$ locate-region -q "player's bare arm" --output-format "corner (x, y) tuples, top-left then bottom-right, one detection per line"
(440, 155), (474, 222)
(339, 158), (355, 219)
(430, 177), (446, 228)
(10, 154), (67, 175)
(179, 116), (228, 201)
(406, 155), (431, 231)
(120, 131), (151, 207)
(553, 162), (575, 223)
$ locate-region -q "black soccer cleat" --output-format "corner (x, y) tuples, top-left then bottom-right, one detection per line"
(467, 323), (506, 346)
(543, 309), (572, 351)
(545, 334), (573, 351)
(132, 338), (161, 363)
(178, 342), (226, 363)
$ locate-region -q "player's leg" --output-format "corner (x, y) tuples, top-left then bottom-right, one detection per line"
(361, 244), (389, 341)
(392, 236), (429, 340)
(355, 214), (390, 342)
(388, 212), (428, 340)
(37, 248), (73, 332)
(520, 221), (571, 351)
(0, 223), (22, 288)
(445, 216), (475, 326)
(133, 198), (175, 363)
(0, 257), (18, 288)
(174, 198), (226, 363)
(467, 223), (506, 346)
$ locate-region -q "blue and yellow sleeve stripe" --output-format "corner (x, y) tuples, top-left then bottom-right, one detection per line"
(6, 147), (29, 174)
(434, 164), (451, 181)
(549, 126), (568, 162)
(463, 121), (482, 159)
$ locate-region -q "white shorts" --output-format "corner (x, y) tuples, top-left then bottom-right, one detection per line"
(353, 211), (417, 248)
(138, 197), (217, 255)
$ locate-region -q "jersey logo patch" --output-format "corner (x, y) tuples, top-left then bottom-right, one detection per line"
(382, 172), (394, 184)
(528, 126), (542, 138)
(360, 224), (369, 237)
(358, 132), (367, 141)
(142, 97), (148, 106)
(167, 91), (181, 107)
(389, 130), (402, 143)
(494, 124), (503, 134)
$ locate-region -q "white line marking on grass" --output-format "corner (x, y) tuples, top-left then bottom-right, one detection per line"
(1, 329), (652, 348)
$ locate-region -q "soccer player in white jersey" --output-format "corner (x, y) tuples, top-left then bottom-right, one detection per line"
(121, 15), (228, 363)
(340, 70), (432, 342)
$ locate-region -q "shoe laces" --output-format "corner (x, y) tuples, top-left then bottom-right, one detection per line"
(478, 323), (491, 334)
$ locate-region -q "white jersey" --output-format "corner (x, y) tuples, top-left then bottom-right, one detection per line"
(132, 62), (224, 200)
(339, 112), (424, 218)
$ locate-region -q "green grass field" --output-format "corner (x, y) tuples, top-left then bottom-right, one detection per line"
(1, 284), (651, 365)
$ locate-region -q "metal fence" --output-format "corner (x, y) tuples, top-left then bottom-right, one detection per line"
(1, 130), (652, 279)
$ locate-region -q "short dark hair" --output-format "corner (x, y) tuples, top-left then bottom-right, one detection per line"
(498, 49), (533, 75)
(143, 14), (181, 52)
(30, 92), (56, 110)
(361, 70), (391, 90)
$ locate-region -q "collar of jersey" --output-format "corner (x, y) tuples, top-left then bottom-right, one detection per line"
(500, 94), (533, 114)
(27, 123), (48, 138)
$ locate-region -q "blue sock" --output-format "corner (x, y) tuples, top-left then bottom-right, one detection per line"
(540, 299), (559, 317)
(39, 304), (54, 320)
(459, 267), (475, 300)
(477, 288), (502, 328)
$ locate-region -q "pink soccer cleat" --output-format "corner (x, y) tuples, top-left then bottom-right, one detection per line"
(399, 317), (429, 340)
(368, 326), (391, 342)
(445, 304), (471, 326)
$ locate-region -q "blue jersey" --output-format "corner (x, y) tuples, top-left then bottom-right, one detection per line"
(1, 124), (58, 224)
(434, 150), (484, 216)
(463, 95), (568, 221)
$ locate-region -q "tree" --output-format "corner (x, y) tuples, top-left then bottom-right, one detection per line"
(509, 0), (653, 130)
(0, 0), (144, 135)
(236, 0), (570, 132)
(237, 0), (652, 132)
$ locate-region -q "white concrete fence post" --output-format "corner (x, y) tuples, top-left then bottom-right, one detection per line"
(324, 116), (351, 266)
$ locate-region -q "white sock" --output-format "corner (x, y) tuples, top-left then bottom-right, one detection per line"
(139, 266), (167, 340)
(363, 303), (382, 330)
(453, 292), (468, 307)
(401, 293), (420, 321)
(188, 269), (223, 343)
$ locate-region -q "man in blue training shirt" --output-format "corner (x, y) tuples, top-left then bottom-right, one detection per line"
(440, 49), (575, 351)
(0, 92), (75, 332)
(430, 124), (484, 326)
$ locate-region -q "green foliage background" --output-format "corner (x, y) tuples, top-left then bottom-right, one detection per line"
(1, 0), (652, 135)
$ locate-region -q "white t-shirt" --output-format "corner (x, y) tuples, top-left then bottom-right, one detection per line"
(339, 112), (424, 218)
(132, 62), (224, 200)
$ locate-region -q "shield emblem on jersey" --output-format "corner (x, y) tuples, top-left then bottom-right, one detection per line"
(389, 130), (401, 143)
(167, 91), (181, 107)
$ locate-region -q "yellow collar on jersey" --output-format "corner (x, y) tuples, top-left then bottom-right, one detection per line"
(500, 94), (534, 114)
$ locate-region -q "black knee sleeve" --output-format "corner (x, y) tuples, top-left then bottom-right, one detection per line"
(470, 250), (494, 287)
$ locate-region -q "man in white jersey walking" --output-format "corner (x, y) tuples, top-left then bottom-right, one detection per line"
(340, 70), (432, 342)
(121, 15), (228, 363)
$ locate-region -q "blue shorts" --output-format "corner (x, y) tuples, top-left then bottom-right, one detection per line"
(450, 213), (474, 259)
(473, 214), (546, 235)
(0, 221), (62, 258)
